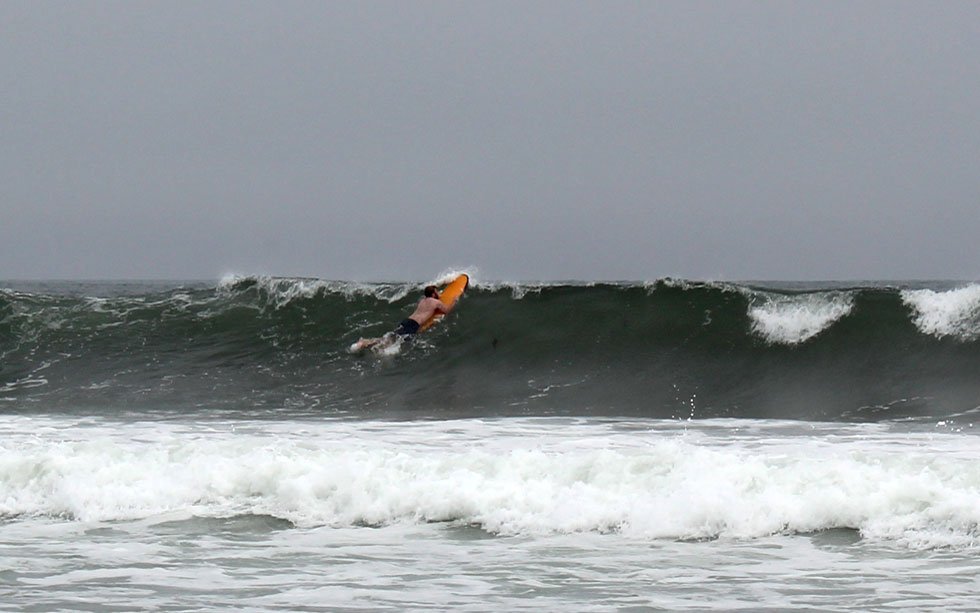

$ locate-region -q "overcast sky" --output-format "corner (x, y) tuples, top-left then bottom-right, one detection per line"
(2, 1), (978, 281)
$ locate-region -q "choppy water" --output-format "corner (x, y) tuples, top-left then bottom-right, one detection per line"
(2, 276), (979, 610)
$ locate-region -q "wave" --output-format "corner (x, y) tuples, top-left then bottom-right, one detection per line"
(2, 278), (979, 421)
(2, 417), (978, 549)
(901, 285), (980, 341)
(747, 291), (855, 345)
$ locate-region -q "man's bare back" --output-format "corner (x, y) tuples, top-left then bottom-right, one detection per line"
(349, 286), (457, 353)
(407, 295), (451, 325)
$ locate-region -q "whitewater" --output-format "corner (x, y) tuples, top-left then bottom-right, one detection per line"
(2, 276), (980, 611)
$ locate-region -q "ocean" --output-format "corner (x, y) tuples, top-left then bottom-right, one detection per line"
(2, 273), (979, 611)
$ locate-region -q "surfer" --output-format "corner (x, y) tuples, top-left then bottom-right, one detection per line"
(350, 285), (457, 352)
(399, 286), (455, 334)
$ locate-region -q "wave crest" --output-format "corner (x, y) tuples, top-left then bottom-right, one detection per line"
(748, 292), (855, 345)
(218, 274), (412, 306)
(901, 284), (980, 341)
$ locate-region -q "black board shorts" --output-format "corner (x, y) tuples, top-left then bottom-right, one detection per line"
(393, 319), (421, 336)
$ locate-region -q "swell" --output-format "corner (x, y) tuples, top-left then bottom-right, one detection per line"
(2, 278), (979, 421)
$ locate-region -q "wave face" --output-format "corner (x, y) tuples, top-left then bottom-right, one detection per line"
(2, 278), (980, 422)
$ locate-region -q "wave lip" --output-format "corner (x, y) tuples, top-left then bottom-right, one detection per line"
(217, 274), (414, 306)
(748, 291), (855, 345)
(901, 284), (980, 341)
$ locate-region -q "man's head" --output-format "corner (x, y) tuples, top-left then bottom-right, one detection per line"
(424, 285), (438, 298)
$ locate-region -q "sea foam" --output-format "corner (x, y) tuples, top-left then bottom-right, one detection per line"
(901, 284), (980, 341)
(217, 274), (413, 306)
(2, 417), (978, 550)
(748, 292), (855, 345)
(215, 268), (481, 309)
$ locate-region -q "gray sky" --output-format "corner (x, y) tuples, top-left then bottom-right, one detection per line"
(2, 1), (978, 281)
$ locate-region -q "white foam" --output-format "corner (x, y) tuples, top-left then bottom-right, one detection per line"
(2, 417), (979, 549)
(648, 277), (741, 293)
(749, 292), (854, 345)
(348, 334), (407, 357)
(217, 268), (481, 308)
(501, 282), (547, 299)
(901, 284), (980, 341)
(428, 266), (480, 288)
(217, 275), (412, 306)
(0, 376), (48, 393)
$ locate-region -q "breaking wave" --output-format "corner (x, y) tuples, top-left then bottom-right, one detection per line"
(2, 278), (979, 421)
(902, 285), (980, 341)
(2, 417), (978, 549)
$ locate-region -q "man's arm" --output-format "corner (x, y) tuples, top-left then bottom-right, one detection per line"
(432, 297), (452, 314)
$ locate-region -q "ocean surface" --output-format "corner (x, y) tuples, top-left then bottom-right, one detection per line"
(2, 273), (979, 611)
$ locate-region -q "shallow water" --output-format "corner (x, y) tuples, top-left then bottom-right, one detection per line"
(2, 416), (979, 611)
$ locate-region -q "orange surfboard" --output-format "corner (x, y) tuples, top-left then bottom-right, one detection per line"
(419, 274), (469, 332)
